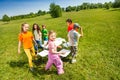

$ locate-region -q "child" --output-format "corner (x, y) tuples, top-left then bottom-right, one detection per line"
(32, 23), (43, 52)
(41, 25), (48, 46)
(45, 30), (64, 75)
(18, 23), (37, 72)
(66, 18), (74, 32)
(68, 23), (83, 63)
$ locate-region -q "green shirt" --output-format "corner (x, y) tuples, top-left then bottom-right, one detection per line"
(42, 29), (48, 39)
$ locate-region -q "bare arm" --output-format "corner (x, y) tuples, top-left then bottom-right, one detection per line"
(33, 38), (37, 45)
(18, 41), (21, 54)
(80, 27), (83, 37)
(51, 49), (62, 54)
(57, 46), (62, 49)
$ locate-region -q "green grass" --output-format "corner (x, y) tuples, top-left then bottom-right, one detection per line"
(0, 8), (120, 80)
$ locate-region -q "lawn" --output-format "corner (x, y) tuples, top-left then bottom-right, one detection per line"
(0, 9), (120, 80)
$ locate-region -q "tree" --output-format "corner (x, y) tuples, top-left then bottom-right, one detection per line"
(2, 14), (10, 22)
(29, 12), (35, 18)
(62, 8), (65, 12)
(76, 6), (81, 11)
(113, 0), (120, 8)
(81, 3), (90, 10)
(97, 3), (103, 8)
(104, 2), (112, 9)
(49, 3), (62, 18)
(37, 10), (46, 16)
(66, 6), (72, 12)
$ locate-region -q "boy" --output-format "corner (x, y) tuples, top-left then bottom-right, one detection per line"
(68, 23), (83, 63)
(66, 18), (74, 32)
(41, 25), (48, 45)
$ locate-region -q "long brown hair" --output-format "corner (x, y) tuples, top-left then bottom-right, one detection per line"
(32, 23), (41, 34)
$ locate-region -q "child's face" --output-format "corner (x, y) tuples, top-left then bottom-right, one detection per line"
(42, 26), (45, 29)
(23, 24), (29, 32)
(34, 25), (37, 29)
(49, 33), (56, 41)
(67, 22), (71, 26)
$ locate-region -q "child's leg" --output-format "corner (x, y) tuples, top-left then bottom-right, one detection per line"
(45, 58), (53, 70)
(24, 49), (33, 68)
(30, 47), (37, 59)
(38, 40), (43, 48)
(44, 38), (48, 45)
(35, 40), (39, 52)
(70, 46), (74, 57)
(71, 46), (77, 59)
(72, 46), (77, 58)
(53, 57), (64, 74)
(34, 45), (38, 52)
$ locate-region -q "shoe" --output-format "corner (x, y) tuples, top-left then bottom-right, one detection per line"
(29, 67), (35, 72)
(71, 59), (76, 63)
(58, 69), (64, 75)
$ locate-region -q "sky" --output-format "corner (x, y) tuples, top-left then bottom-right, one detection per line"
(0, 0), (114, 19)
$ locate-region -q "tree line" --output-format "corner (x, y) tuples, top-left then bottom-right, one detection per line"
(2, 0), (120, 22)
(2, 10), (47, 22)
(64, 0), (120, 12)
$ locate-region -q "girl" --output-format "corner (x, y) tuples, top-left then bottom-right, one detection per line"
(45, 30), (64, 75)
(32, 23), (43, 52)
(18, 23), (37, 72)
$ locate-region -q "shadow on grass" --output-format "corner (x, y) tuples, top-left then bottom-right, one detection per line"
(8, 60), (27, 68)
(30, 56), (71, 76)
(110, 8), (120, 11)
(8, 56), (70, 76)
(33, 57), (48, 66)
(29, 67), (57, 77)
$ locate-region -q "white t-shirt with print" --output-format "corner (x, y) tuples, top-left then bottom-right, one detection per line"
(68, 30), (81, 46)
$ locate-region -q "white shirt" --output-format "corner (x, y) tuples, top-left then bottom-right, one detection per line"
(34, 30), (42, 41)
(68, 30), (81, 46)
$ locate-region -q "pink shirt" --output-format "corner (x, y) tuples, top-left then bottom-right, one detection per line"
(48, 40), (57, 54)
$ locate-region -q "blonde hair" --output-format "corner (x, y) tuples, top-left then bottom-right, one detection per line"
(21, 22), (28, 33)
(48, 30), (56, 40)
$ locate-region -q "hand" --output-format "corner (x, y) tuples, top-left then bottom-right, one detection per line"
(35, 43), (38, 46)
(57, 46), (62, 49)
(60, 52), (65, 54)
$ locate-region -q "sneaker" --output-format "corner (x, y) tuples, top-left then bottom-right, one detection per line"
(71, 59), (76, 63)
(29, 67), (35, 72)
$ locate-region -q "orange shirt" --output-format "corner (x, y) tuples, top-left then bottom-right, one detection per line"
(18, 31), (33, 49)
(68, 23), (74, 32)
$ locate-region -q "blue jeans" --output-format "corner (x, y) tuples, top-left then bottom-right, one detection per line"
(34, 40), (42, 51)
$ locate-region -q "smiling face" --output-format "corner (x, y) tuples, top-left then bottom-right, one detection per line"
(49, 32), (56, 41)
(67, 22), (71, 26)
(23, 24), (29, 32)
(34, 25), (37, 29)
(42, 26), (46, 29)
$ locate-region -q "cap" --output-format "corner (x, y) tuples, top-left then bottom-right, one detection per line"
(73, 23), (80, 29)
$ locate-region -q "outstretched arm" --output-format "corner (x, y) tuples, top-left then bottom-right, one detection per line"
(18, 41), (21, 54)
(80, 27), (83, 37)
(51, 49), (64, 54)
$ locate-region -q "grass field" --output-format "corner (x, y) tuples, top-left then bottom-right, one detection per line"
(0, 9), (120, 80)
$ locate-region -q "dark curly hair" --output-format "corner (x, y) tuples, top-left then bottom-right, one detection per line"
(32, 23), (41, 34)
